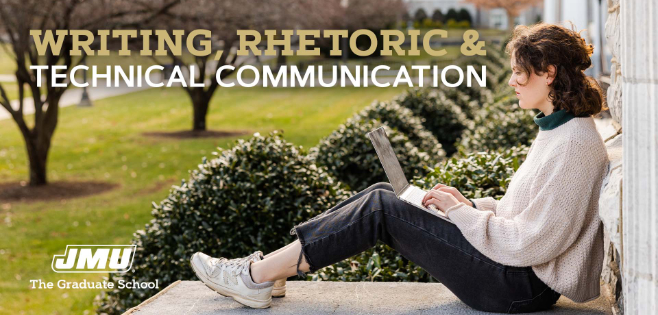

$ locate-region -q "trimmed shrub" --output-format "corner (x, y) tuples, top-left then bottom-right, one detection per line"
(432, 9), (444, 23)
(312, 243), (435, 282)
(395, 88), (468, 156)
(458, 102), (538, 154)
(437, 81), (487, 119)
(457, 8), (472, 24)
(484, 44), (508, 68)
(310, 120), (434, 192)
(413, 145), (530, 196)
(422, 18), (440, 28)
(96, 131), (351, 314)
(352, 100), (446, 158)
(446, 8), (458, 22)
(414, 8), (428, 22)
(312, 147), (528, 282)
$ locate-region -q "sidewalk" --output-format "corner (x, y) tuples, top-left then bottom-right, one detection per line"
(0, 74), (15, 82)
(0, 79), (154, 121)
(126, 281), (612, 314)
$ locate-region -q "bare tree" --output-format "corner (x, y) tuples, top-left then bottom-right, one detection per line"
(0, 0), (181, 186)
(306, 0), (405, 58)
(141, 0), (335, 132)
(463, 0), (541, 31)
(140, 0), (270, 131)
(143, 0), (404, 132)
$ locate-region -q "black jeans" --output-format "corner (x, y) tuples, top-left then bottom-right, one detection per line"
(290, 182), (561, 313)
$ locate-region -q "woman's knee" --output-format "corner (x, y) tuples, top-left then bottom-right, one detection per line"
(365, 182), (394, 193)
(364, 188), (399, 210)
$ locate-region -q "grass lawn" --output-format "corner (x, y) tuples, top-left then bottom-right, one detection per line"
(0, 82), (30, 102)
(0, 82), (51, 102)
(0, 85), (404, 314)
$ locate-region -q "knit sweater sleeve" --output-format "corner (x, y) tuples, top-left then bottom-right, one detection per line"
(470, 197), (499, 214)
(444, 143), (601, 267)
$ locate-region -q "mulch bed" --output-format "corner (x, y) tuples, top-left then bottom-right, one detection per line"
(142, 129), (251, 139)
(0, 181), (119, 204)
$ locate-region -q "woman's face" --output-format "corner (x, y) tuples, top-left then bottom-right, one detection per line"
(508, 56), (552, 112)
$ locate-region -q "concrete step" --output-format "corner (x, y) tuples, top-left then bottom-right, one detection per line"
(126, 281), (613, 314)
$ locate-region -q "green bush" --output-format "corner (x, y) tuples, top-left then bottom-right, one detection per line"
(484, 45), (508, 68)
(457, 8), (472, 25)
(446, 8), (458, 22)
(352, 100), (446, 158)
(446, 19), (469, 29)
(414, 145), (530, 196)
(414, 8), (428, 22)
(480, 46), (513, 95)
(96, 131), (350, 314)
(434, 84), (477, 120)
(493, 89), (516, 104)
(395, 88), (468, 156)
(458, 102), (538, 154)
(312, 147), (528, 283)
(422, 18), (440, 28)
(432, 9), (444, 23)
(310, 120), (435, 191)
(312, 243), (435, 282)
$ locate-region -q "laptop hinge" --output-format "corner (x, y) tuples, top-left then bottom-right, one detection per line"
(397, 184), (410, 198)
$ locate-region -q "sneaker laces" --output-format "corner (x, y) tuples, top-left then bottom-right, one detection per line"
(216, 251), (263, 276)
(207, 257), (228, 277)
(210, 257), (228, 267)
(224, 258), (251, 275)
(231, 251), (263, 264)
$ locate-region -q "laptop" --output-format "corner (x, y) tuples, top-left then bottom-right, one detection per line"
(366, 127), (452, 222)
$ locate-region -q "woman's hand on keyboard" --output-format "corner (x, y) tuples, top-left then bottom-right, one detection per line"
(422, 189), (460, 213)
(431, 184), (473, 207)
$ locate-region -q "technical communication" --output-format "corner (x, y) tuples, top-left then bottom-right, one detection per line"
(31, 64), (487, 88)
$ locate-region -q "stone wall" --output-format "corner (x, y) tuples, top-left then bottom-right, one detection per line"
(598, 0), (623, 314)
(619, 0), (658, 313)
(599, 0), (658, 314)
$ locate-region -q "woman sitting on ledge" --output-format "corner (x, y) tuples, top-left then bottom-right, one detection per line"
(189, 23), (610, 313)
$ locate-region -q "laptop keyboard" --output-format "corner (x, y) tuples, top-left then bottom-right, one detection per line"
(404, 187), (428, 207)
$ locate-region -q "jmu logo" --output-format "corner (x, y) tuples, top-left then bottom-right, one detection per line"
(52, 245), (136, 273)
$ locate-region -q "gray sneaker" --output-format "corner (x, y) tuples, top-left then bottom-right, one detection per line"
(190, 252), (274, 308)
(217, 250), (287, 298)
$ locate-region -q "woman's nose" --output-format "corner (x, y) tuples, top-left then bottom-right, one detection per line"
(508, 76), (516, 87)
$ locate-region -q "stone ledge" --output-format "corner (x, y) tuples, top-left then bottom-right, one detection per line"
(126, 281), (612, 314)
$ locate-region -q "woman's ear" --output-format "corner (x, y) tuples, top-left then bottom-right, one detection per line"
(546, 65), (557, 85)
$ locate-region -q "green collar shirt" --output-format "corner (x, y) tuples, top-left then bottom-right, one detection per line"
(533, 109), (577, 131)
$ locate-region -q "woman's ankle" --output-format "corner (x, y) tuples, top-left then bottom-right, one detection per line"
(249, 261), (269, 284)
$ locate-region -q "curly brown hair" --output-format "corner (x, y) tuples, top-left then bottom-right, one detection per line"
(505, 23), (608, 116)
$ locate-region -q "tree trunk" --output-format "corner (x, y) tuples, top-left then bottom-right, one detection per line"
(20, 129), (50, 186)
(192, 94), (210, 131)
(22, 89), (60, 186)
(276, 47), (287, 71)
(26, 138), (48, 186)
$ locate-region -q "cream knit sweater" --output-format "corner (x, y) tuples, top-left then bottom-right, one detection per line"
(444, 116), (609, 303)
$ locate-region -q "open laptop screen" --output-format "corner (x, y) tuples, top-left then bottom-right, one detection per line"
(366, 127), (409, 196)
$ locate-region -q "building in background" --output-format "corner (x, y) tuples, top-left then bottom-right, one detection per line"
(402, 0), (542, 30)
(543, 0), (612, 79)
